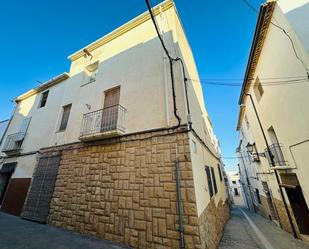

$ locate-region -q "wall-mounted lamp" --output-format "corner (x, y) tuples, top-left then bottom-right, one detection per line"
(246, 142), (266, 162)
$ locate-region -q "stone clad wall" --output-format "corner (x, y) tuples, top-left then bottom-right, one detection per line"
(274, 198), (299, 236)
(197, 199), (229, 249)
(46, 129), (229, 248)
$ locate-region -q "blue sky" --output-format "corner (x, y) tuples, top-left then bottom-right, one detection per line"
(0, 0), (260, 171)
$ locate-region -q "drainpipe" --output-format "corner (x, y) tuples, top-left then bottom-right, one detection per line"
(244, 93), (297, 238)
(239, 151), (256, 213)
(175, 159), (185, 249)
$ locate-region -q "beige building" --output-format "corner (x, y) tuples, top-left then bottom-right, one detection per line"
(0, 1), (228, 248)
(237, 0), (309, 240)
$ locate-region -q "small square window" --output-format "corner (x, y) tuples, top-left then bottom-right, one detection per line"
(254, 77), (264, 101)
(39, 91), (49, 108)
(82, 61), (99, 86)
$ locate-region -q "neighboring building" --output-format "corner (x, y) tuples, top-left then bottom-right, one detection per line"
(0, 119), (10, 207)
(0, 119), (10, 146)
(0, 1), (228, 248)
(237, 0), (309, 240)
(226, 172), (245, 207)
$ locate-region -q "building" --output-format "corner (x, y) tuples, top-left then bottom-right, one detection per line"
(236, 0), (309, 240)
(0, 119), (10, 146)
(226, 172), (245, 207)
(0, 119), (11, 206)
(0, 1), (229, 248)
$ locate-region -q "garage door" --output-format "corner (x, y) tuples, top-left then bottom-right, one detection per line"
(22, 153), (61, 223)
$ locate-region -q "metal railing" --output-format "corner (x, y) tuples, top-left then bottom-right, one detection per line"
(265, 143), (287, 166)
(80, 104), (126, 138)
(2, 132), (25, 152)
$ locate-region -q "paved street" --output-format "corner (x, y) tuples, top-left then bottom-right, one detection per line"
(219, 208), (309, 249)
(0, 212), (129, 249)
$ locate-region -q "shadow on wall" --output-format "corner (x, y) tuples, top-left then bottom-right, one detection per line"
(286, 3), (309, 53)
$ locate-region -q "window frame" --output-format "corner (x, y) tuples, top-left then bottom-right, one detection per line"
(217, 164), (223, 182)
(38, 91), (49, 108)
(254, 77), (264, 101)
(211, 167), (218, 194)
(205, 166), (214, 198)
(58, 104), (72, 132)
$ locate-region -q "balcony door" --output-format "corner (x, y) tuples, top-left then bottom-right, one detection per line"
(102, 86), (120, 132)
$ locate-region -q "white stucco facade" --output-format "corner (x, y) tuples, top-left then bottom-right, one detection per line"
(227, 172), (245, 207)
(237, 0), (309, 235)
(0, 0), (226, 217)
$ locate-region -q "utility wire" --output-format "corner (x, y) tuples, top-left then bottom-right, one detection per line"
(189, 77), (309, 87)
(239, 0), (309, 75)
(197, 75), (308, 81)
(145, 0), (220, 161)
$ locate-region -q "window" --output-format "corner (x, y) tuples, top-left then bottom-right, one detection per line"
(234, 188), (239, 196)
(192, 140), (197, 153)
(59, 104), (72, 131)
(217, 164), (223, 181)
(232, 181), (236, 184)
(254, 77), (264, 101)
(211, 167), (218, 194)
(39, 91), (49, 108)
(245, 115), (249, 130)
(205, 166), (214, 198)
(255, 188), (261, 204)
(82, 61), (99, 86)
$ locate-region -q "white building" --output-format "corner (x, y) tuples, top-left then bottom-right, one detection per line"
(237, 0), (309, 239)
(0, 1), (229, 248)
(226, 171), (245, 207)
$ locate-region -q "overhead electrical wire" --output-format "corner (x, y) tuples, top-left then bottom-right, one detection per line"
(239, 0), (309, 75)
(189, 77), (309, 87)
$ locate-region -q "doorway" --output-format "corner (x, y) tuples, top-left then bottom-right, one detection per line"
(286, 187), (309, 235)
(0, 163), (16, 205)
(281, 173), (309, 235)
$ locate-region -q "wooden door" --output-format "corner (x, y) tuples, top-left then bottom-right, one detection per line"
(102, 87), (120, 131)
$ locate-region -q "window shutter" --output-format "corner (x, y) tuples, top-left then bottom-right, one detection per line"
(211, 167), (218, 194)
(17, 117), (31, 141)
(205, 166), (214, 198)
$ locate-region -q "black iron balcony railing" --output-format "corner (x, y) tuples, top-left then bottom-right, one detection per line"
(265, 143), (287, 166)
(80, 104), (126, 139)
(2, 132), (25, 153)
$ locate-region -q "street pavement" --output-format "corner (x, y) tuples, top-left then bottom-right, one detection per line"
(219, 207), (309, 249)
(0, 212), (130, 249)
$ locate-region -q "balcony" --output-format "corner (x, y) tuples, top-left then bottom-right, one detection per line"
(1, 132), (25, 155)
(79, 104), (127, 141)
(265, 143), (287, 167)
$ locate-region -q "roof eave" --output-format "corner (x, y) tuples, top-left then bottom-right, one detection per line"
(15, 72), (70, 103)
(238, 1), (276, 105)
(68, 0), (174, 62)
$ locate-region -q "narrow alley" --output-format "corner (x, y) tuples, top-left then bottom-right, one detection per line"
(219, 208), (309, 249)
